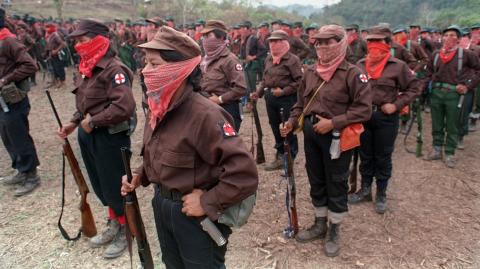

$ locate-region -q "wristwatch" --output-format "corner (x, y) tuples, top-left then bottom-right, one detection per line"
(219, 95), (224, 104)
(88, 120), (95, 129)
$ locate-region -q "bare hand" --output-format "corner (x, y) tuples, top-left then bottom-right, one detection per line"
(209, 94), (221, 105)
(246, 55), (256, 62)
(250, 92), (259, 101)
(456, 84), (468, 95)
(80, 114), (93, 133)
(57, 122), (77, 139)
(279, 121), (293, 137)
(121, 173), (141, 196)
(313, 116), (334, 134)
(381, 103), (397, 115)
(272, 87), (284, 97)
(181, 189), (206, 217)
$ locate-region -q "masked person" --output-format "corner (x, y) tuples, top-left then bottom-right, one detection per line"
(0, 8), (40, 196)
(348, 26), (422, 212)
(280, 25), (372, 257)
(199, 20), (247, 132)
(345, 24), (367, 64)
(122, 26), (258, 269)
(57, 19), (136, 259)
(424, 25), (480, 167)
(253, 30), (302, 171)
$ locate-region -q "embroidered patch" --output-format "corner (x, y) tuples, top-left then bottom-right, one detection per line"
(359, 74), (369, 83)
(235, 64), (243, 71)
(114, 73), (126, 84)
(221, 122), (237, 137)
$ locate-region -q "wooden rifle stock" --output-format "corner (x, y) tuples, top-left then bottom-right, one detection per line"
(280, 108), (298, 238)
(251, 99), (266, 164)
(121, 148), (154, 269)
(46, 90), (97, 240)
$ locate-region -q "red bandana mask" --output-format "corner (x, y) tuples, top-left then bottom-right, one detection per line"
(393, 32), (408, 46)
(366, 42), (391, 79)
(0, 28), (16, 40)
(439, 36), (458, 64)
(142, 55), (202, 129)
(315, 25), (348, 82)
(75, 35), (110, 78)
(347, 32), (358, 45)
(270, 40), (290, 65)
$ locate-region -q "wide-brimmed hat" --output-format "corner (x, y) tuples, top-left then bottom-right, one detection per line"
(138, 26), (201, 59)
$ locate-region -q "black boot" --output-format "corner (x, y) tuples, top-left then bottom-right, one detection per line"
(375, 188), (387, 214)
(348, 182), (372, 204)
(324, 222), (340, 257)
(14, 169), (40, 197)
(295, 217), (327, 243)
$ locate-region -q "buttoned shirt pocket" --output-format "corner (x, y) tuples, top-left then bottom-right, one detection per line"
(372, 78), (397, 104)
(154, 150), (195, 191)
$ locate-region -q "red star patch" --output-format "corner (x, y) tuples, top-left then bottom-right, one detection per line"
(114, 73), (126, 84)
(359, 74), (368, 83)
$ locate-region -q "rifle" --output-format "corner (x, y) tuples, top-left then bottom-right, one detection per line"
(348, 149), (359, 194)
(280, 108), (298, 238)
(251, 98), (265, 164)
(120, 148), (154, 269)
(404, 98), (423, 157)
(46, 90), (97, 241)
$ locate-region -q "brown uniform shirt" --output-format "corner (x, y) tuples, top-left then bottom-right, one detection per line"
(45, 32), (64, 57)
(357, 57), (422, 110)
(137, 85), (258, 221)
(257, 52), (303, 97)
(426, 48), (480, 90)
(0, 37), (37, 84)
(289, 36), (310, 61)
(289, 60), (372, 130)
(71, 54), (136, 127)
(391, 42), (417, 70)
(405, 40), (429, 72)
(200, 47), (247, 103)
(347, 38), (368, 64)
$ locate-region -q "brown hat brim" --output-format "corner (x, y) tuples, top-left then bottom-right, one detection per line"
(68, 29), (89, 38)
(200, 27), (227, 34)
(138, 39), (175, 51)
(366, 34), (386, 40)
(313, 33), (337, 39)
(267, 36), (287, 41)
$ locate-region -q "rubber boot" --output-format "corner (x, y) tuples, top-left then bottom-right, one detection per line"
(90, 219), (120, 248)
(103, 225), (127, 259)
(265, 153), (283, 171)
(295, 217), (327, 243)
(14, 169), (40, 196)
(348, 182), (372, 204)
(375, 188), (387, 214)
(2, 171), (27, 185)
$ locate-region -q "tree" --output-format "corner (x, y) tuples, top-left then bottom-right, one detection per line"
(53, 0), (64, 20)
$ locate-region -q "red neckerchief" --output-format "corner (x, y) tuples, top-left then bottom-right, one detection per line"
(0, 28), (16, 40)
(45, 25), (57, 39)
(74, 35), (110, 78)
(347, 32), (358, 45)
(439, 37), (458, 64)
(366, 42), (391, 79)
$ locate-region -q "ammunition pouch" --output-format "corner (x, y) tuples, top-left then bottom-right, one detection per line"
(218, 193), (256, 228)
(0, 79), (30, 104)
(107, 111), (137, 136)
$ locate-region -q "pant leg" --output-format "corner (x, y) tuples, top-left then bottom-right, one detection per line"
(430, 89), (446, 147)
(91, 129), (130, 216)
(372, 112), (399, 191)
(244, 61), (258, 93)
(359, 115), (375, 186)
(51, 56), (65, 81)
(475, 86), (480, 113)
(303, 119), (328, 208)
(326, 148), (352, 213)
(265, 92), (283, 155)
(444, 90), (461, 155)
(0, 97), (39, 173)
(220, 102), (242, 132)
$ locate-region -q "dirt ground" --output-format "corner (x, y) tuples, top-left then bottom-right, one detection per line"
(0, 68), (479, 269)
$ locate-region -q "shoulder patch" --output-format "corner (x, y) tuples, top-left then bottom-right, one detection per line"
(235, 63), (243, 71)
(359, 74), (369, 83)
(220, 121), (237, 137)
(112, 73), (128, 87)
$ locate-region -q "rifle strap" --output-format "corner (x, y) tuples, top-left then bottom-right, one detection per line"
(58, 152), (82, 241)
(302, 81), (326, 116)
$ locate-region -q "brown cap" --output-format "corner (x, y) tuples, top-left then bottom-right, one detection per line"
(313, 24), (346, 39)
(138, 26), (201, 59)
(146, 16), (164, 27)
(267, 30), (289, 40)
(68, 19), (109, 38)
(366, 26), (392, 40)
(16, 21), (28, 30)
(200, 20), (228, 34)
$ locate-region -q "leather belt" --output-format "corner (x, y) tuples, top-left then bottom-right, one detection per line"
(155, 184), (183, 201)
(306, 114), (319, 125)
(432, 82), (457, 91)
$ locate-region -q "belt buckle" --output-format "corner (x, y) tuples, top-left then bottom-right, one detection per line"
(372, 105), (378, 112)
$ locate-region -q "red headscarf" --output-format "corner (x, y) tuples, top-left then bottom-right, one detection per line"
(270, 39), (290, 65)
(315, 25), (348, 82)
(347, 31), (358, 45)
(393, 32), (408, 46)
(0, 28), (16, 40)
(75, 35), (110, 78)
(365, 41), (391, 79)
(439, 35), (458, 64)
(143, 55), (202, 129)
(409, 28), (419, 41)
(45, 24), (57, 39)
